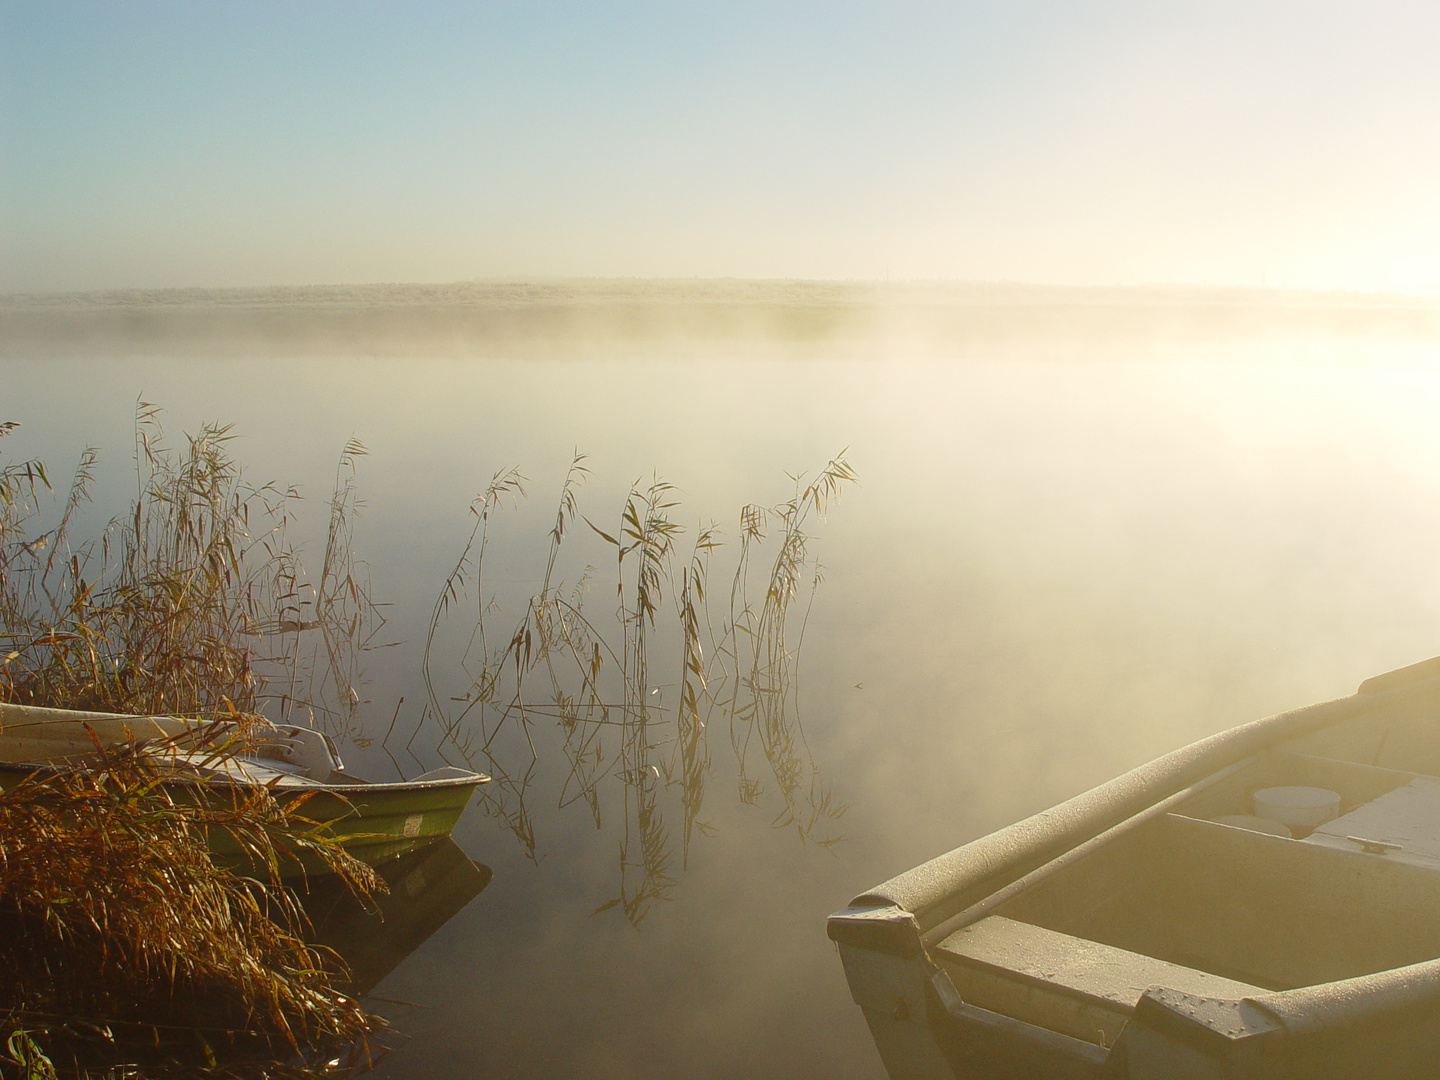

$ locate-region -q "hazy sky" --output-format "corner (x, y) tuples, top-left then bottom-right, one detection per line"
(4, 2), (1440, 293)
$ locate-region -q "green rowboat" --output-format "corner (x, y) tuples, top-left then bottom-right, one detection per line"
(0, 702), (488, 871)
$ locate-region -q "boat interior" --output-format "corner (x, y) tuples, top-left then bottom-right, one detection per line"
(932, 690), (1440, 1049)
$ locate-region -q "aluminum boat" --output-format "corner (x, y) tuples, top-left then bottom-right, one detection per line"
(829, 655), (1440, 1079)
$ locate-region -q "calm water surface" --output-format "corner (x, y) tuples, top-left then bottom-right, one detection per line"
(7, 329), (1440, 1077)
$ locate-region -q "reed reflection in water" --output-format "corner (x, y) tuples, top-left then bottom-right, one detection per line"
(6, 320), (1440, 1078)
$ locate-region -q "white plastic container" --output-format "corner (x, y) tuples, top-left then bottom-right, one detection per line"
(1253, 786), (1341, 830)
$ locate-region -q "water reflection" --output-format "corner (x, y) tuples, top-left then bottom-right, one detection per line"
(304, 839), (492, 996)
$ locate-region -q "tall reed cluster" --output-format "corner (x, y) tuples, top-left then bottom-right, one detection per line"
(0, 408), (379, 727)
(1, 403), (856, 940)
(421, 453), (857, 923)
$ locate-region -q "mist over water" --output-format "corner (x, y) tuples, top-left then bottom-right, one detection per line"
(5, 290), (1440, 1077)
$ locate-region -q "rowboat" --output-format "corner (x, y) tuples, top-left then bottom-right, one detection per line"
(0, 702), (488, 871)
(829, 655), (1440, 1079)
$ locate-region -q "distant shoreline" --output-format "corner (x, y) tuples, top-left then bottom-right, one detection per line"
(5, 280), (1439, 358)
(6, 278), (1440, 310)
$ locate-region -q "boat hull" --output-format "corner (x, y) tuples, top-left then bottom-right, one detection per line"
(0, 758), (484, 872)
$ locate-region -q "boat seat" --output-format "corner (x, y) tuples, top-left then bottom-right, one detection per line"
(1305, 775), (1440, 870)
(933, 915), (1265, 1048)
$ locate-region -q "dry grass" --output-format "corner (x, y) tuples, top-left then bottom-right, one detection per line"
(0, 734), (384, 1079)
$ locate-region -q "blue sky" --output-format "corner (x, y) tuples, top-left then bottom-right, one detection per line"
(5, 2), (1440, 292)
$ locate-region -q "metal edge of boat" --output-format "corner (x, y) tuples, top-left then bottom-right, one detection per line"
(828, 656), (1440, 1080)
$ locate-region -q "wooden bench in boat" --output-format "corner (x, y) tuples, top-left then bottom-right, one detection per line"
(996, 810), (1440, 989)
(933, 916), (1264, 1047)
(1304, 774), (1440, 870)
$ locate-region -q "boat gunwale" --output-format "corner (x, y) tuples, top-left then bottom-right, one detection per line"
(833, 665), (1440, 941)
(835, 696), (1353, 939)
